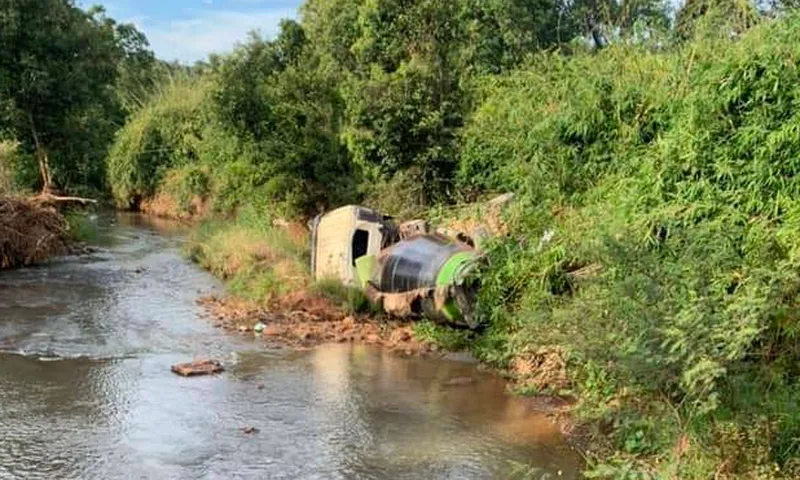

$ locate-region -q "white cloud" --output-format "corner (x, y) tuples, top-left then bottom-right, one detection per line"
(139, 9), (297, 63)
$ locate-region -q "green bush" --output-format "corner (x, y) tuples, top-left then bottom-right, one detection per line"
(461, 15), (800, 477)
(107, 77), (211, 208)
(0, 140), (17, 194)
(65, 211), (99, 243)
(108, 30), (359, 217)
(0, 140), (38, 195)
(159, 164), (211, 213)
(413, 320), (473, 351)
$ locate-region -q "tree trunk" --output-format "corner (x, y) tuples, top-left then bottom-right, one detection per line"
(587, 11), (607, 50)
(28, 113), (55, 195)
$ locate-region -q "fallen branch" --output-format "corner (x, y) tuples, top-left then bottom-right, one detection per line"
(33, 193), (97, 205)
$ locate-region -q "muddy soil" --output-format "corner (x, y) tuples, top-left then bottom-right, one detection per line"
(198, 292), (439, 355)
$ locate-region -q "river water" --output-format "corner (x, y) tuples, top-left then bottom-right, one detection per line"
(0, 214), (581, 479)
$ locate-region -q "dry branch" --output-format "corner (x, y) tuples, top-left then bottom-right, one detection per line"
(33, 193), (98, 205)
(0, 197), (69, 269)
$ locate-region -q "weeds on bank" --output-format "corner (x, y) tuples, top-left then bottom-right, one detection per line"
(413, 321), (473, 351)
(186, 205), (310, 302)
(310, 279), (377, 315)
(64, 211), (99, 243)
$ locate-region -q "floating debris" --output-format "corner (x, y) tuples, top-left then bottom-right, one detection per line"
(171, 359), (225, 377)
(242, 426), (259, 434)
(443, 377), (477, 387)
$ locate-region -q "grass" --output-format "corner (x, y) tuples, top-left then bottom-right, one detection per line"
(413, 320), (474, 351)
(64, 210), (99, 243)
(310, 278), (377, 315)
(186, 205), (310, 302)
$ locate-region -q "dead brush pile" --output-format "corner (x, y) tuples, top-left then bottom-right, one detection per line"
(0, 197), (69, 269)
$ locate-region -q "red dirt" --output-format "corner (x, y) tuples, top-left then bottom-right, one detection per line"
(510, 346), (571, 393)
(198, 291), (436, 354)
(140, 192), (211, 222)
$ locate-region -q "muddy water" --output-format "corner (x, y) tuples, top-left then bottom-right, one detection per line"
(0, 214), (582, 479)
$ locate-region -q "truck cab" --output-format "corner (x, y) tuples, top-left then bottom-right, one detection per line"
(310, 205), (395, 285)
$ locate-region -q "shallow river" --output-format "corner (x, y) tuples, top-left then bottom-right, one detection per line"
(0, 214), (582, 479)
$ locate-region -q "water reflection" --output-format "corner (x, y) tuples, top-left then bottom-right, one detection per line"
(304, 345), (579, 478)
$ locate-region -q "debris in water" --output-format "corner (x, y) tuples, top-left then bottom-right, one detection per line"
(171, 359), (225, 377)
(242, 426), (259, 434)
(253, 321), (265, 334)
(443, 377), (477, 387)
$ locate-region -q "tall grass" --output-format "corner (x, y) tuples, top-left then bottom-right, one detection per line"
(186, 205), (310, 302)
(0, 140), (18, 195)
(459, 15), (800, 478)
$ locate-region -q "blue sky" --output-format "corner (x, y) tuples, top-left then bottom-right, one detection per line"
(81, 0), (303, 63)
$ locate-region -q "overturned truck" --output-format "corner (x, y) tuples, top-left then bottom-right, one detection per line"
(310, 205), (490, 328)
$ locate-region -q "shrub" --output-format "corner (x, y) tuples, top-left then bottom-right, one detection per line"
(461, 15), (800, 477)
(186, 206), (310, 302)
(107, 77), (211, 208)
(0, 140), (17, 195)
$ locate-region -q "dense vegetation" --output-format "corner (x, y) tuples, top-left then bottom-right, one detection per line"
(464, 21), (800, 477)
(4, 0), (800, 476)
(0, 0), (170, 196)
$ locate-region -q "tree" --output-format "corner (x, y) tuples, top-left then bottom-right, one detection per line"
(301, 0), (669, 203)
(210, 23), (356, 213)
(0, 0), (151, 195)
(675, 0), (759, 40)
(305, 0), (574, 201)
(275, 19), (307, 67)
(114, 22), (166, 114)
(457, 0), (572, 73)
(564, 0), (670, 49)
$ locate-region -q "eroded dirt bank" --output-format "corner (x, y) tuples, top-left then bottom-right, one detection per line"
(0, 197), (70, 269)
(198, 293), (438, 354)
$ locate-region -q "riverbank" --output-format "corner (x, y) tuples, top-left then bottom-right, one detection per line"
(179, 202), (800, 478)
(199, 294), (433, 353)
(184, 207), (453, 354)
